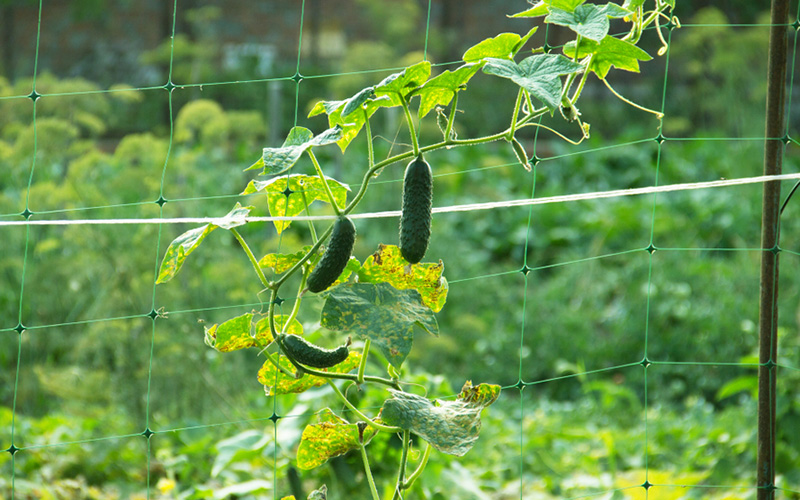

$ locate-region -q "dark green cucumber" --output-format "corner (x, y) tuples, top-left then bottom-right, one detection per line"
(307, 216), (356, 293)
(399, 154), (433, 264)
(281, 334), (350, 368)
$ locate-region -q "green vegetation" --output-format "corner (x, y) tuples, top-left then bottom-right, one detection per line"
(2, 2), (800, 500)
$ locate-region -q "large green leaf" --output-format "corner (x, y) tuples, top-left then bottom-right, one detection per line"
(462, 27), (538, 63)
(321, 282), (438, 369)
(412, 63), (482, 118)
(546, 5), (610, 41)
(258, 351), (361, 395)
(562, 35), (652, 78)
(379, 381), (501, 456)
(296, 409), (377, 470)
(356, 244), (448, 312)
(373, 61), (432, 107)
(242, 174), (349, 234)
(510, 0), (585, 17)
(482, 54), (583, 111)
(156, 203), (252, 284)
(246, 126), (343, 176)
(308, 96), (391, 152)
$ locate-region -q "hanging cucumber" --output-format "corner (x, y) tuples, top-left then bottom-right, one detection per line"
(280, 334), (350, 368)
(399, 154), (433, 264)
(307, 216), (356, 293)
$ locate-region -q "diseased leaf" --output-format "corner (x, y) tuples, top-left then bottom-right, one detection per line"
(259, 352), (361, 395)
(462, 28), (537, 62)
(482, 54), (583, 111)
(242, 174), (349, 233)
(412, 63), (482, 118)
(510, 0), (585, 17)
(250, 126), (343, 176)
(546, 5), (610, 42)
(156, 203), (252, 283)
(379, 382), (501, 456)
(357, 244), (448, 312)
(308, 96), (392, 152)
(296, 410), (377, 470)
(253, 314), (303, 347)
(563, 35), (652, 78)
(204, 312), (254, 352)
(259, 246), (314, 274)
(321, 282), (438, 369)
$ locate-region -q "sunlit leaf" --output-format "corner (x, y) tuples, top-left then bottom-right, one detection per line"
(204, 313), (298, 352)
(321, 282), (438, 369)
(341, 86), (376, 117)
(462, 28), (538, 62)
(258, 352), (361, 395)
(482, 54), (583, 111)
(308, 96), (392, 152)
(509, 0), (585, 17)
(252, 314), (304, 347)
(242, 174), (349, 233)
(296, 409), (377, 470)
(248, 126), (343, 176)
(379, 382), (501, 456)
(259, 246), (314, 274)
(356, 244), (448, 312)
(546, 5), (611, 42)
(562, 35), (652, 78)
(412, 63), (482, 118)
(156, 203), (252, 283)
(373, 61), (432, 106)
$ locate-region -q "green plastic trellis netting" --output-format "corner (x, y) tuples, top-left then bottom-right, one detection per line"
(2, 0), (800, 499)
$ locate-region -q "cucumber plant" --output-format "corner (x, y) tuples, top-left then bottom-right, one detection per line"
(155, 1), (677, 498)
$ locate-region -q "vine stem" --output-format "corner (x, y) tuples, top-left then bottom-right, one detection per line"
(364, 109), (375, 168)
(307, 149), (342, 216)
(327, 380), (402, 433)
(272, 222), (334, 289)
(360, 443), (381, 500)
(299, 189), (318, 244)
(357, 339), (371, 385)
(444, 93), (458, 142)
(570, 55), (593, 105)
(601, 78), (664, 119)
(392, 431), (411, 500)
(400, 94), (420, 156)
(402, 441), (432, 491)
(230, 228), (271, 289)
(508, 88), (524, 139)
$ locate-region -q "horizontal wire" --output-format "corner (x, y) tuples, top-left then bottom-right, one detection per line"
(2, 172), (800, 227)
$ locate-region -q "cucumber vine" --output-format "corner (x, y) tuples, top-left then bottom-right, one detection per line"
(155, 1), (677, 498)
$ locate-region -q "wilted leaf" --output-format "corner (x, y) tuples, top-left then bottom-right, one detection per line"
(242, 174), (349, 233)
(380, 382), (501, 456)
(357, 244), (448, 312)
(462, 28), (537, 62)
(321, 283), (438, 369)
(259, 352), (361, 395)
(482, 54), (583, 111)
(156, 203), (252, 283)
(296, 409), (377, 470)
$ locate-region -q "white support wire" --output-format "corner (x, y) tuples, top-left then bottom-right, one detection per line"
(2, 172), (799, 227)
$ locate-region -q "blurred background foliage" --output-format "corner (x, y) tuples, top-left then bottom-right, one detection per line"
(2, 1), (800, 499)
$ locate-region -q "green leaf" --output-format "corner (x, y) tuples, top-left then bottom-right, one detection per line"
(412, 63), (482, 118)
(563, 35), (652, 78)
(462, 27), (538, 62)
(509, 0), (585, 17)
(379, 381), (501, 456)
(356, 244), (448, 312)
(308, 97), (391, 152)
(716, 375), (758, 401)
(341, 86), (375, 117)
(242, 174), (349, 233)
(599, 3), (633, 19)
(258, 352), (361, 395)
(320, 282), (438, 369)
(212, 429), (271, 477)
(259, 246), (314, 274)
(306, 485), (328, 500)
(622, 0), (646, 9)
(156, 203), (252, 283)
(482, 54), (583, 111)
(296, 409), (377, 470)
(374, 61), (432, 106)
(546, 5), (610, 42)
(251, 126), (343, 176)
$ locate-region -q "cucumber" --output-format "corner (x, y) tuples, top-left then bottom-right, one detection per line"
(307, 216), (356, 293)
(281, 334), (350, 368)
(399, 155), (433, 264)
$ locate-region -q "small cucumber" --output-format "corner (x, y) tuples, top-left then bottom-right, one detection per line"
(399, 155), (433, 264)
(307, 216), (356, 293)
(281, 334), (350, 368)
